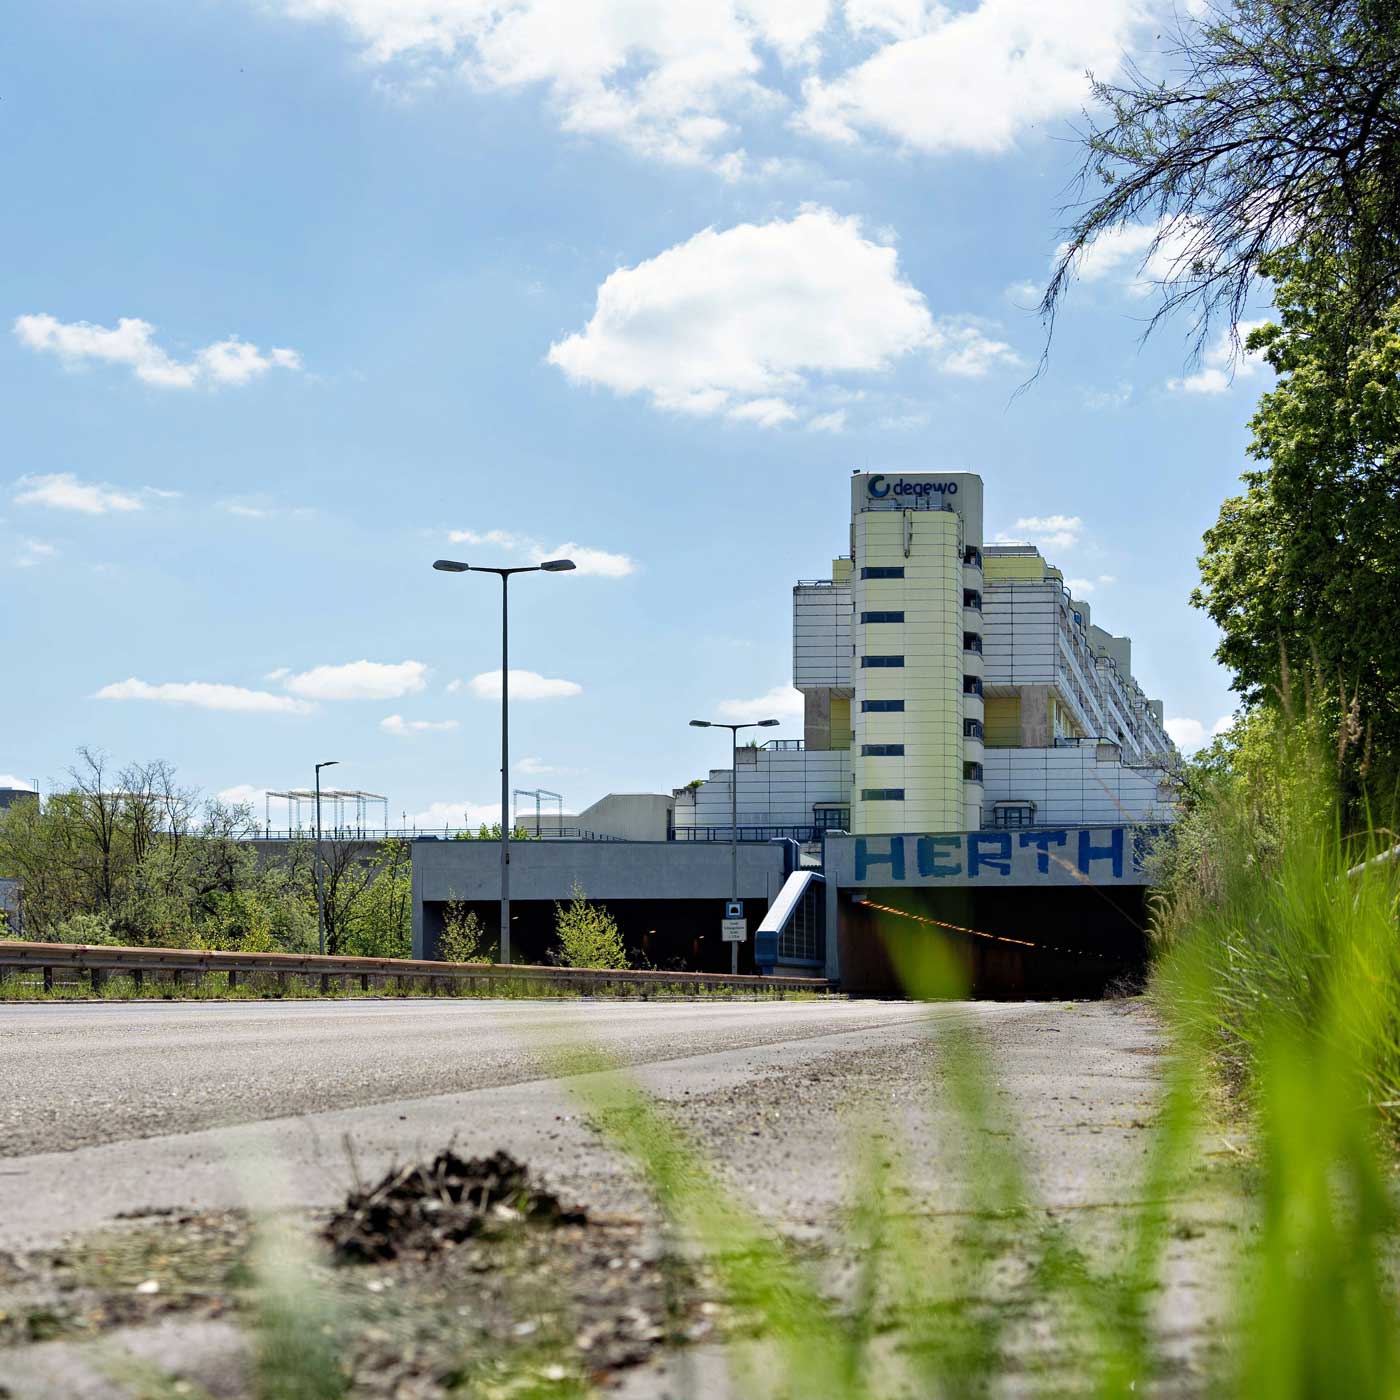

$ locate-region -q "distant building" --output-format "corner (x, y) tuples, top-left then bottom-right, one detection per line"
(0, 786), (38, 811)
(674, 470), (1178, 839)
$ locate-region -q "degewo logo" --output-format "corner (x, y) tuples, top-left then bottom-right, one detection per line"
(867, 475), (958, 501)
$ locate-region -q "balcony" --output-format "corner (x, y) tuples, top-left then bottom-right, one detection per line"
(963, 761), (984, 783)
(963, 718), (984, 739)
(963, 546), (983, 569)
(963, 589), (982, 610)
(963, 633), (983, 654)
(962, 676), (983, 697)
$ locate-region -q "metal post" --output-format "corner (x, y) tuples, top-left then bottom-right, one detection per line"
(500, 572), (511, 965)
(315, 766), (325, 957)
(730, 725), (739, 976)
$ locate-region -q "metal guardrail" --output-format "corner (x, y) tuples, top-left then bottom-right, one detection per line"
(247, 827), (627, 842)
(0, 941), (831, 996)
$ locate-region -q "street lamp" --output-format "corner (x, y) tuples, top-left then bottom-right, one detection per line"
(689, 717), (780, 973)
(434, 555), (575, 964)
(314, 759), (339, 956)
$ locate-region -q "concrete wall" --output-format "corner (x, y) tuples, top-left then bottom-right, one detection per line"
(575, 793), (673, 841)
(411, 838), (795, 957)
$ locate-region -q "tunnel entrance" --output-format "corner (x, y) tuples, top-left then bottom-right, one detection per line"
(421, 897), (772, 976)
(836, 884), (1149, 999)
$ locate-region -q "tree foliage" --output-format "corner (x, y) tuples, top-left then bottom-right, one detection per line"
(552, 883), (629, 970)
(0, 750), (411, 953)
(1046, 0), (1400, 351)
(1192, 244), (1400, 795)
(439, 900), (494, 964)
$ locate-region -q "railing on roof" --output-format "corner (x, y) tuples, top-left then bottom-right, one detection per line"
(248, 826), (627, 842)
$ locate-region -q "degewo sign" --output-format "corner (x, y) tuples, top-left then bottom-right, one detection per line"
(826, 826), (1162, 889)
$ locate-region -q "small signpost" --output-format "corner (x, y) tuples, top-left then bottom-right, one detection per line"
(722, 899), (747, 944)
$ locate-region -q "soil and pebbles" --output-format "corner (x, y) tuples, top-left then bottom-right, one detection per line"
(0, 1151), (716, 1398)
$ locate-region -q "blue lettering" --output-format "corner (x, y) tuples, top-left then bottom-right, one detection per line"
(916, 835), (962, 878)
(1077, 827), (1125, 879)
(968, 832), (1012, 878)
(855, 836), (905, 882)
(868, 475), (890, 498)
(1019, 829), (1068, 874)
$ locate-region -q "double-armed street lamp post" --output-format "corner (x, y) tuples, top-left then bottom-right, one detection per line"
(433, 556), (575, 965)
(689, 717), (780, 973)
(314, 758), (339, 956)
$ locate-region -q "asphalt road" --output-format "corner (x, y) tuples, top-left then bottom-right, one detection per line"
(0, 996), (1169, 1253)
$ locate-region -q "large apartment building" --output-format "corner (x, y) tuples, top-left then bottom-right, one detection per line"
(674, 470), (1179, 838)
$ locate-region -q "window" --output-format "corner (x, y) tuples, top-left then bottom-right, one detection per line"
(862, 698), (905, 712)
(963, 675), (983, 696)
(963, 546), (982, 568)
(862, 655), (904, 668)
(993, 804), (1035, 829)
(963, 633), (983, 654)
(860, 788), (905, 801)
(963, 718), (983, 739)
(861, 743), (905, 756)
(963, 589), (982, 610)
(861, 610), (905, 624)
(963, 762), (984, 783)
(861, 566), (904, 579)
(813, 806), (849, 832)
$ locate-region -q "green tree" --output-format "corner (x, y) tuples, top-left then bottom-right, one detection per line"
(1046, 0), (1400, 347)
(1192, 244), (1400, 795)
(340, 838), (413, 958)
(439, 900), (494, 963)
(551, 883), (629, 970)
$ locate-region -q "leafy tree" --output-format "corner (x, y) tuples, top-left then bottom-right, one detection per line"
(439, 900), (494, 964)
(552, 883), (629, 970)
(340, 839), (413, 958)
(1046, 0), (1400, 349)
(1192, 243), (1400, 795)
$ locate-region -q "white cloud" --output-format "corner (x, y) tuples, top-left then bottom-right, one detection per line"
(800, 0), (1148, 154)
(277, 0), (1149, 172)
(380, 713), (461, 736)
(447, 528), (636, 577)
(13, 473), (143, 515)
(517, 755), (582, 777)
(1082, 382), (1132, 411)
(276, 0), (829, 173)
(1167, 320), (1271, 395)
(715, 683), (804, 724)
(465, 669), (583, 700)
(1003, 277), (1041, 305)
(549, 207), (1010, 424)
(220, 497), (314, 520)
(281, 660), (429, 701)
(406, 800), (503, 830)
(997, 514), (1083, 551)
(1064, 578), (1095, 595)
(1059, 217), (1208, 299)
(0, 775), (37, 792)
(1164, 713), (1233, 752)
(807, 409), (848, 433)
(217, 783), (266, 807)
(13, 539), (58, 568)
(94, 679), (314, 715)
(14, 314), (302, 390)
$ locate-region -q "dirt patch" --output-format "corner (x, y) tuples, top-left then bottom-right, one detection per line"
(325, 1148), (587, 1263)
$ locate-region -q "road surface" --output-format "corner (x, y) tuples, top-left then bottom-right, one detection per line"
(0, 996), (1166, 1251)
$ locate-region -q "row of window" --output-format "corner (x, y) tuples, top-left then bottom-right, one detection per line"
(860, 767), (982, 801)
(859, 547), (983, 579)
(860, 606), (981, 623)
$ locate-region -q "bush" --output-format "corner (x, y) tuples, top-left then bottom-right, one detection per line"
(440, 901), (494, 964)
(48, 911), (120, 945)
(552, 883), (628, 970)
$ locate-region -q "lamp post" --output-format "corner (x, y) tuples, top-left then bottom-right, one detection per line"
(434, 555), (575, 964)
(314, 759), (339, 956)
(689, 717), (780, 973)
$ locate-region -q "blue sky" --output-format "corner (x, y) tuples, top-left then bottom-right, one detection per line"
(3, 0), (1259, 824)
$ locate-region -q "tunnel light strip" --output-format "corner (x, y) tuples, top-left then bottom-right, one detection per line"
(854, 898), (1110, 961)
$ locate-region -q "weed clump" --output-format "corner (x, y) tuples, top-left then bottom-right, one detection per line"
(325, 1149), (585, 1263)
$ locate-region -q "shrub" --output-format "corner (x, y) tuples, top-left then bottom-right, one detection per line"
(440, 901), (494, 964)
(552, 883), (628, 970)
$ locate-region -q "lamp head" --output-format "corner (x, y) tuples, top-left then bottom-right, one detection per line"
(689, 720), (711, 728)
(540, 558), (576, 572)
(433, 559), (470, 572)
(758, 719), (781, 727)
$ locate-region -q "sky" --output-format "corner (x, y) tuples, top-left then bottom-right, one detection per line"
(3, 0), (1260, 827)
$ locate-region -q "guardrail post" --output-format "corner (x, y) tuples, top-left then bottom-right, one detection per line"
(228, 970), (239, 992)
(277, 971), (287, 996)
(360, 973), (369, 992)
(132, 968), (143, 993)
(171, 969), (183, 990)
(42, 966), (53, 993)
(320, 973), (330, 994)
